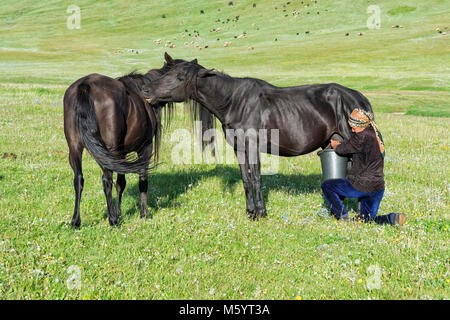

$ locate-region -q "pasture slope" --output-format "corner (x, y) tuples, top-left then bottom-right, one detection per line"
(0, 0), (449, 300)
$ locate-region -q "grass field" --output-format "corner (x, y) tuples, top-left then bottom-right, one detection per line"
(0, 0), (449, 299)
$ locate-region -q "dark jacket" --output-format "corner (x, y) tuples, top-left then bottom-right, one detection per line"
(335, 128), (385, 193)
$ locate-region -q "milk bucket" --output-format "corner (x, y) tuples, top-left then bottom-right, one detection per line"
(317, 149), (349, 181)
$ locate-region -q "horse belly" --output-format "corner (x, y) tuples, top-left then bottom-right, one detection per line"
(264, 119), (330, 156)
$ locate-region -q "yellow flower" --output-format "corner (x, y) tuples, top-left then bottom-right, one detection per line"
(358, 279), (363, 284)
(296, 296), (302, 300)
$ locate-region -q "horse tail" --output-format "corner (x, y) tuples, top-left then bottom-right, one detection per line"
(327, 83), (374, 141)
(352, 90), (373, 113)
(74, 82), (151, 175)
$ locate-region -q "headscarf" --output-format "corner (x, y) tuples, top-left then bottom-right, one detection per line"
(348, 108), (385, 158)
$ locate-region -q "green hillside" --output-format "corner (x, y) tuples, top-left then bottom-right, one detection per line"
(1, 1), (449, 92)
(1, 0), (449, 116)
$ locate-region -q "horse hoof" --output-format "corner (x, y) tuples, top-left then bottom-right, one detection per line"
(246, 210), (256, 220)
(253, 209), (267, 220)
(71, 219), (81, 228)
(140, 210), (149, 219)
(109, 218), (119, 227)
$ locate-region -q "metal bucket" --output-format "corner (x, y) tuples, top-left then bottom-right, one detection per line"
(317, 149), (348, 181)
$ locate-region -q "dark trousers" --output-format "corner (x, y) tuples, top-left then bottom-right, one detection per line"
(321, 178), (392, 224)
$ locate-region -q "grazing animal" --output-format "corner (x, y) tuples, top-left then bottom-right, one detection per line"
(63, 55), (181, 227)
(142, 57), (374, 219)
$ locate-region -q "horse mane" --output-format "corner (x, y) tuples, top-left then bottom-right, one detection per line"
(184, 99), (216, 158)
(116, 70), (147, 81)
(119, 70), (146, 79)
(208, 69), (232, 79)
(116, 71), (149, 91)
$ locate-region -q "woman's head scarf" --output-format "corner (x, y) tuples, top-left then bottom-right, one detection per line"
(348, 108), (385, 158)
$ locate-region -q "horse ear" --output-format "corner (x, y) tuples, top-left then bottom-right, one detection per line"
(191, 58), (198, 64)
(164, 52), (174, 65)
(198, 68), (215, 78)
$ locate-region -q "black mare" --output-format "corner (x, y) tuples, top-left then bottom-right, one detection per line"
(143, 58), (374, 219)
(63, 55), (184, 227)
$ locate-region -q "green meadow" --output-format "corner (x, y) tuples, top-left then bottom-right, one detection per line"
(0, 0), (449, 299)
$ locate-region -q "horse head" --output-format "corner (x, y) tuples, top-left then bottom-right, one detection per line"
(142, 54), (208, 105)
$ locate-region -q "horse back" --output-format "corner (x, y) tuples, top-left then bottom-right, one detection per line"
(65, 73), (152, 153)
(230, 81), (373, 155)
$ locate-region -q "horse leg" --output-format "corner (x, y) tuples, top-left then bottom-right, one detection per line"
(115, 174), (126, 219)
(248, 149), (266, 219)
(139, 174), (149, 218)
(235, 149), (256, 218)
(102, 169), (119, 226)
(69, 148), (84, 227)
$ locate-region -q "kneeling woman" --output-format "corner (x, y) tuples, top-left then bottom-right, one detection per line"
(321, 109), (405, 225)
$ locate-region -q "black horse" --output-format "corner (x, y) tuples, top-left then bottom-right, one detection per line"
(63, 54), (185, 227)
(142, 58), (374, 219)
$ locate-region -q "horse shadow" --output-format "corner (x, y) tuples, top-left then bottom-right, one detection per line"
(122, 165), (329, 217)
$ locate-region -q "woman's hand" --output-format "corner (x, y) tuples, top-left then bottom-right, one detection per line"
(330, 139), (341, 150)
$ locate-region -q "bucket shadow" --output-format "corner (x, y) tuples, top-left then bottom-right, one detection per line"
(123, 165), (323, 217)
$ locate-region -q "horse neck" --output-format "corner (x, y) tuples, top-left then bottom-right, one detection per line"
(194, 75), (235, 122)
